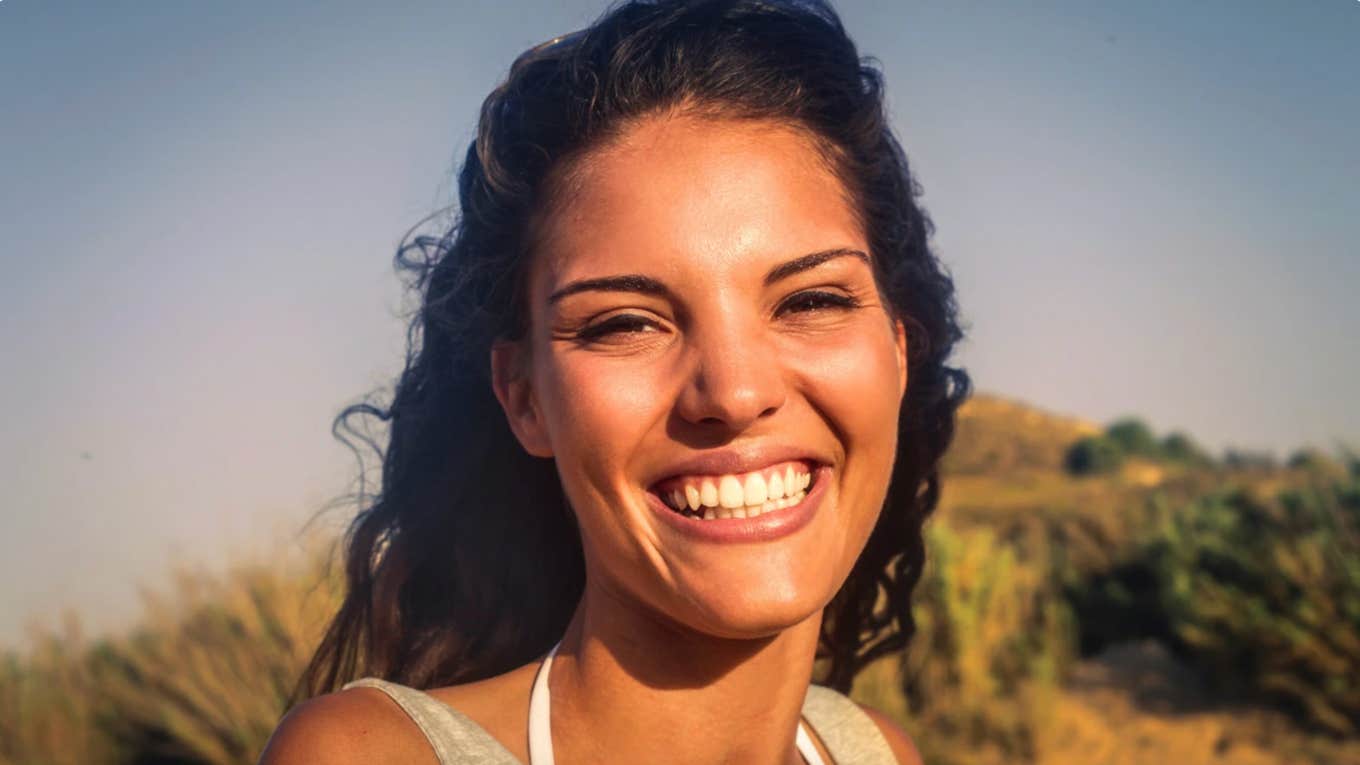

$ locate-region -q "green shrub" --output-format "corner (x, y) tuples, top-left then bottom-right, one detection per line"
(1105, 418), (1159, 457)
(1151, 478), (1360, 734)
(1286, 449), (1352, 480)
(1064, 436), (1124, 475)
(1161, 432), (1212, 466)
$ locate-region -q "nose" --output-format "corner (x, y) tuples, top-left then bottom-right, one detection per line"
(674, 318), (786, 433)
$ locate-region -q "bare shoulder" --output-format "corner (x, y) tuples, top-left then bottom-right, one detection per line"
(423, 660), (538, 760)
(858, 703), (924, 765)
(258, 687), (434, 765)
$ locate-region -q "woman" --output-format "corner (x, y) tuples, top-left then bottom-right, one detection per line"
(264, 0), (966, 762)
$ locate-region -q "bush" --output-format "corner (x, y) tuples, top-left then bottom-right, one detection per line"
(893, 524), (1072, 764)
(1287, 448), (1350, 478)
(1150, 478), (1360, 734)
(1161, 432), (1212, 466)
(1105, 418), (1159, 457)
(1064, 436), (1124, 475)
(1066, 421), (1219, 475)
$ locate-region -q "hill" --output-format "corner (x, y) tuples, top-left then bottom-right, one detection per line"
(944, 393), (1102, 475)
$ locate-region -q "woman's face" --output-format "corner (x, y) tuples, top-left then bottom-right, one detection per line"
(493, 114), (907, 639)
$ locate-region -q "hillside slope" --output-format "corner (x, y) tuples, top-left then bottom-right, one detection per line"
(944, 393), (1101, 475)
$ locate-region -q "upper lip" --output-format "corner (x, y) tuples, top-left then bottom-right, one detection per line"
(645, 443), (829, 488)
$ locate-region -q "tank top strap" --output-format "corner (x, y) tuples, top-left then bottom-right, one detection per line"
(342, 677), (521, 764)
(800, 684), (898, 765)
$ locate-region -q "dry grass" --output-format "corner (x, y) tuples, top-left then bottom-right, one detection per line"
(0, 535), (342, 765)
(851, 522), (1069, 765)
(0, 618), (108, 765)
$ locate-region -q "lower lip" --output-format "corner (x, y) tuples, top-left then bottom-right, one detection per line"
(646, 466), (829, 543)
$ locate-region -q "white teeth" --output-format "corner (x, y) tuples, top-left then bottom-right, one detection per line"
(768, 471), (784, 500)
(669, 490), (807, 520)
(718, 476), (744, 509)
(656, 466), (816, 520)
(743, 473), (767, 505)
(700, 480), (719, 508)
(685, 484), (701, 511)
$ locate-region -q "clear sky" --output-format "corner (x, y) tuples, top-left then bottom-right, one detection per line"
(1, 0), (1356, 646)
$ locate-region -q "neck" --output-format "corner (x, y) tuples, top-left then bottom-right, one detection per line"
(546, 582), (823, 765)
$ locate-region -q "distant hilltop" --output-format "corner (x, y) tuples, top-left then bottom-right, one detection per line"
(945, 392), (1102, 475)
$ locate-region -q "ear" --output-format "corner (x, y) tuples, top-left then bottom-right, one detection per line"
(893, 318), (909, 399)
(490, 340), (554, 458)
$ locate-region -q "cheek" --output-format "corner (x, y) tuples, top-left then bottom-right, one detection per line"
(796, 321), (903, 551)
(799, 324), (904, 452)
(535, 350), (669, 486)
(533, 350), (679, 591)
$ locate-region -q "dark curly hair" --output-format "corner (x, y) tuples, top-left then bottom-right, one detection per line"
(298, 0), (968, 700)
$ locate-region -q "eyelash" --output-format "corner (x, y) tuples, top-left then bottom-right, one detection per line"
(576, 314), (659, 342)
(575, 290), (860, 342)
(775, 290), (860, 316)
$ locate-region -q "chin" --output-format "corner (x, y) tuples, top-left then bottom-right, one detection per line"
(671, 573), (837, 641)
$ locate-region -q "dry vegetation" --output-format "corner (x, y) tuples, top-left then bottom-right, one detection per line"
(0, 541), (343, 765)
(3, 393), (1357, 764)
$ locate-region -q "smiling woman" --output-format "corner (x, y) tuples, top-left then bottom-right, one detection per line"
(503, 117), (911, 652)
(261, 1), (967, 763)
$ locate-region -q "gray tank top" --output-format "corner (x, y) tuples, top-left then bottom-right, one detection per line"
(342, 677), (897, 764)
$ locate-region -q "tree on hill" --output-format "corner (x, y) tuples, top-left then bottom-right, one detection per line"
(1064, 419), (1217, 475)
(1105, 418), (1159, 457)
(1161, 432), (1212, 466)
(1286, 448), (1341, 474)
(1065, 435), (1125, 475)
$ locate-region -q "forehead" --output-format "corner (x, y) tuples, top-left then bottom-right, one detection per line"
(530, 115), (865, 290)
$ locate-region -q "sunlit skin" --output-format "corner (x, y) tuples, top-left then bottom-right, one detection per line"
(481, 112), (911, 764)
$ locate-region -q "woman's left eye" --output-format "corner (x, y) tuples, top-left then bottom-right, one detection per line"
(776, 290), (860, 316)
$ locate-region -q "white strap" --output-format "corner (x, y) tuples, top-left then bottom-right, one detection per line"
(528, 641), (559, 765)
(527, 640), (829, 765)
(796, 721), (829, 765)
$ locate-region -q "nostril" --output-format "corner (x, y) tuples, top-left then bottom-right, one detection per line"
(684, 389), (764, 423)
(675, 344), (788, 429)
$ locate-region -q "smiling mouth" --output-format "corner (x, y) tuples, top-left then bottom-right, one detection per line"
(648, 460), (817, 520)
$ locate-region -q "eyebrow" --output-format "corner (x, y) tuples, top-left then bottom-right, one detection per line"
(763, 247), (870, 286)
(546, 247), (870, 304)
(548, 274), (673, 304)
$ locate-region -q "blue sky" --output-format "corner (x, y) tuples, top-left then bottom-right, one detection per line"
(1, 0), (1356, 644)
